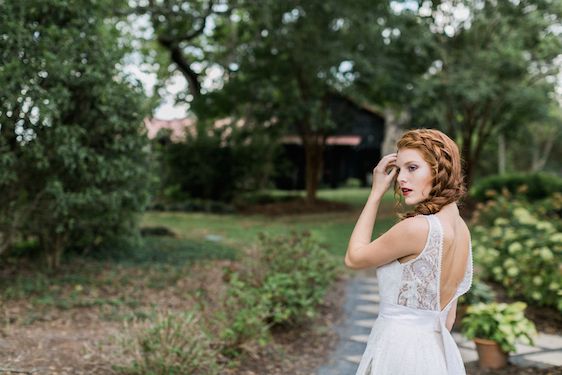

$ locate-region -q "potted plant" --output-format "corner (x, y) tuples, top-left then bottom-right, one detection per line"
(461, 301), (537, 369)
(453, 277), (496, 332)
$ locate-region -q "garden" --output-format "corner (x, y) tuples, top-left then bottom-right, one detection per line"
(457, 174), (562, 373)
(1, 0), (561, 374)
(0, 189), (395, 373)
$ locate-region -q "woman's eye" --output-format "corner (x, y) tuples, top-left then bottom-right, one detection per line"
(408, 166), (417, 171)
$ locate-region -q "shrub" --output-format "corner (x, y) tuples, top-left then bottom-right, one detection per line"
(535, 192), (562, 221)
(213, 231), (339, 359)
(242, 231), (339, 325)
(458, 276), (496, 306)
(156, 121), (279, 203)
(120, 310), (220, 375)
(150, 198), (236, 214)
(472, 201), (562, 311)
(344, 178), (362, 188)
(461, 302), (537, 353)
(0, 0), (151, 268)
(216, 273), (271, 358)
(471, 172), (562, 203)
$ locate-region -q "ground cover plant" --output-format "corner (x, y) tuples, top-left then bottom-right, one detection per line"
(0, 188), (390, 373)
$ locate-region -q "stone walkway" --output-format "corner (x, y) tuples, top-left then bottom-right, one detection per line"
(316, 271), (562, 374)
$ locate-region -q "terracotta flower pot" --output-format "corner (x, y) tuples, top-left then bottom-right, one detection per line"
(474, 337), (509, 370)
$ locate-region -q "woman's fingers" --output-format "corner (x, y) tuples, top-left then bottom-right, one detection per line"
(375, 154), (397, 172)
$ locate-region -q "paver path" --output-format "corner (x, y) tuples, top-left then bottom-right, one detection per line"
(316, 270), (562, 374)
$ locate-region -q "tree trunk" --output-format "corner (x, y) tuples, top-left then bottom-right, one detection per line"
(461, 135), (475, 192)
(382, 107), (411, 155)
(498, 133), (506, 174)
(531, 136), (555, 172)
(42, 231), (67, 270)
(303, 134), (324, 205)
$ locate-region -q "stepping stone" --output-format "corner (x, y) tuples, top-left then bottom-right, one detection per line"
(520, 350), (562, 366)
(357, 304), (379, 315)
(354, 319), (376, 328)
(349, 335), (369, 344)
(358, 293), (380, 303)
(361, 277), (378, 284)
(535, 332), (562, 350)
(452, 333), (475, 349)
(344, 355), (361, 364)
(459, 347), (478, 363)
(205, 234), (223, 242)
(513, 343), (542, 355)
(359, 285), (379, 293)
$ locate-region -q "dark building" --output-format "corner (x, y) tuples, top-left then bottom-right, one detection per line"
(275, 94), (385, 190)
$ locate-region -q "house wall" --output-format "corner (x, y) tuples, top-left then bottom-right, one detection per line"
(274, 95), (385, 190)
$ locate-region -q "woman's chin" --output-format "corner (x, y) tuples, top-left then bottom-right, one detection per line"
(404, 195), (421, 206)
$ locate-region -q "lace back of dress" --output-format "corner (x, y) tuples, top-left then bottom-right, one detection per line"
(396, 215), (442, 310)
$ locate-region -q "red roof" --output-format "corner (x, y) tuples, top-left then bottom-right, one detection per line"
(281, 135), (361, 146)
(144, 118), (195, 141)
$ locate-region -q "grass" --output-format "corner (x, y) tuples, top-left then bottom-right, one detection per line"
(253, 187), (397, 208)
(142, 188), (399, 257)
(1, 188), (400, 323)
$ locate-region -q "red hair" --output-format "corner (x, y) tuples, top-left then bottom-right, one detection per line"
(393, 129), (467, 219)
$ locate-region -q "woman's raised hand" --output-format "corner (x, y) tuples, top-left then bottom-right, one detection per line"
(371, 153), (397, 197)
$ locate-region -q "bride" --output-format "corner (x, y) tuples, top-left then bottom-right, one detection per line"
(345, 128), (473, 375)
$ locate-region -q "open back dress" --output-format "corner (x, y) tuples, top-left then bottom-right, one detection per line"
(355, 213), (473, 375)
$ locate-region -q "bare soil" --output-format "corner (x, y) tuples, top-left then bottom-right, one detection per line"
(465, 362), (562, 374)
(0, 259), (345, 375)
(236, 198), (353, 216)
(225, 274), (346, 375)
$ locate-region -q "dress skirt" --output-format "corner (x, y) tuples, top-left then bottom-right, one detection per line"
(355, 302), (466, 375)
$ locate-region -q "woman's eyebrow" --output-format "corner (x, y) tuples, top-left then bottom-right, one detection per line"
(396, 160), (417, 166)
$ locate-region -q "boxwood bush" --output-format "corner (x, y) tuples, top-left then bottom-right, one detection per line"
(471, 172), (562, 203)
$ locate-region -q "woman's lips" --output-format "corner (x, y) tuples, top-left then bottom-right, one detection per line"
(402, 188), (413, 196)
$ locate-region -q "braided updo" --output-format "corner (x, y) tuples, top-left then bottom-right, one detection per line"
(394, 129), (467, 219)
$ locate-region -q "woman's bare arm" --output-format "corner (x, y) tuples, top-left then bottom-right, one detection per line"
(446, 298), (458, 332)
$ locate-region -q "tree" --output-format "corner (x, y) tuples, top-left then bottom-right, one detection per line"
(346, 3), (436, 155)
(0, 0), (152, 268)
(411, 0), (561, 188)
(510, 104), (562, 173)
(191, 0), (403, 203)
(126, 0), (230, 100)
(137, 1), (438, 203)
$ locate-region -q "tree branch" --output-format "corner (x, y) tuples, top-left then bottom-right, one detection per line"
(157, 0), (214, 45)
(158, 39), (202, 98)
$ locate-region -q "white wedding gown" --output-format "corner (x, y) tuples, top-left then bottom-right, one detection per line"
(355, 214), (473, 375)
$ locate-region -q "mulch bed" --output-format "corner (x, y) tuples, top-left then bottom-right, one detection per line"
(465, 362), (562, 374)
(228, 274), (347, 375)
(236, 198), (353, 216)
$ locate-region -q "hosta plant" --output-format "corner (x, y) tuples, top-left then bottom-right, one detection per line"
(461, 302), (537, 354)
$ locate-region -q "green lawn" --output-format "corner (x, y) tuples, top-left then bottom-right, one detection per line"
(1, 188), (400, 323)
(262, 187), (396, 208)
(142, 189), (399, 258)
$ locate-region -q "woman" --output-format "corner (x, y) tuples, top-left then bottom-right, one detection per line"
(345, 128), (473, 375)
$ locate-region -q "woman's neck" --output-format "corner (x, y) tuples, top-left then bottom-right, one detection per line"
(440, 201), (459, 216)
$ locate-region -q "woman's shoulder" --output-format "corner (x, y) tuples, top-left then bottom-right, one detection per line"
(394, 215), (430, 236)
